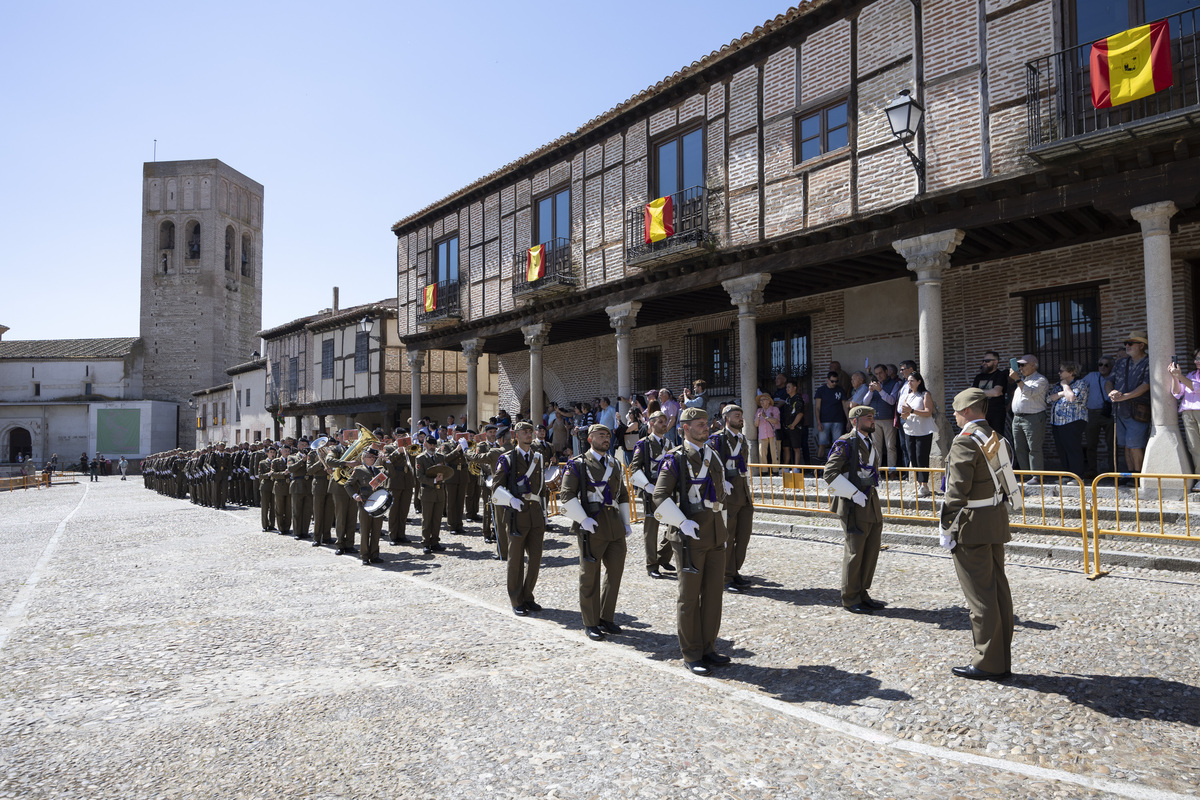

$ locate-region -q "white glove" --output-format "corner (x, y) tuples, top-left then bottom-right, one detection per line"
(580, 517), (598, 534)
(679, 520), (700, 539)
(852, 490), (868, 507)
(624, 524), (633, 537)
(723, 480), (734, 495)
(939, 531), (956, 551)
(458, 438), (469, 451)
(629, 470), (651, 492)
(619, 503), (632, 537)
(510, 496), (524, 511)
(827, 473), (861, 501)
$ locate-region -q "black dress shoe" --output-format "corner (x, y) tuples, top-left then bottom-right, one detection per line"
(347, 547), (358, 554)
(334, 548), (347, 556)
(658, 562), (676, 573)
(294, 533), (309, 540)
(361, 560), (371, 566)
(513, 606), (529, 617)
(861, 595), (886, 609)
(702, 652), (731, 666)
(371, 557), (382, 564)
(845, 603), (874, 614)
(483, 537), (495, 544)
(524, 600), (543, 612)
(311, 541), (322, 548)
(453, 528), (467, 536)
(685, 660), (712, 676)
(598, 619), (621, 635)
(431, 543), (446, 552)
(423, 547), (433, 555)
(585, 626), (605, 641)
(647, 569), (663, 579)
(724, 583), (742, 594)
(733, 575), (750, 586)
(951, 665), (1011, 681)
(278, 530), (291, 536)
(395, 536), (409, 543)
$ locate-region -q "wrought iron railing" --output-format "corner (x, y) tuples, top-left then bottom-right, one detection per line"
(416, 279), (461, 323)
(626, 185), (711, 264)
(1026, 10), (1200, 150)
(512, 238), (576, 297)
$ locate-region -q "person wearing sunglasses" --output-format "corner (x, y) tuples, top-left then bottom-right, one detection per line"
(1082, 357), (1116, 479)
(1106, 331), (1151, 476)
(1168, 349), (1200, 488)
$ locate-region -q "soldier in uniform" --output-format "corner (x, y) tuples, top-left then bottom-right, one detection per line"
(347, 446), (388, 566)
(415, 435), (449, 554)
(559, 424), (631, 640)
(287, 438), (314, 540)
(940, 387), (1015, 681)
(652, 406), (731, 676)
(823, 406), (886, 614)
(491, 420), (546, 615)
(468, 425), (506, 556)
(259, 444), (277, 531)
(213, 442), (231, 510)
(270, 443), (293, 535)
(308, 439), (334, 547)
(629, 410), (676, 578)
(708, 405), (755, 593)
(329, 442), (357, 556)
(441, 434), (469, 535)
(464, 431), (483, 522)
(382, 433), (412, 545)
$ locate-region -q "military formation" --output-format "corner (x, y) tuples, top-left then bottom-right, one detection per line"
(141, 393), (1015, 681)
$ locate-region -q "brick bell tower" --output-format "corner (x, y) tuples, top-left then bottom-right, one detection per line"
(139, 160), (264, 449)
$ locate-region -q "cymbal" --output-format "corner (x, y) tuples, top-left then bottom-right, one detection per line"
(425, 464), (455, 479)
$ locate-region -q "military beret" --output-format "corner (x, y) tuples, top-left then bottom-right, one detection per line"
(679, 407), (709, 422)
(513, 420), (535, 431)
(723, 404), (743, 416)
(848, 405), (875, 420)
(588, 423), (611, 436)
(952, 387), (989, 411)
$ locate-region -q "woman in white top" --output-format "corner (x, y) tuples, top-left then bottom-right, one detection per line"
(899, 371), (938, 497)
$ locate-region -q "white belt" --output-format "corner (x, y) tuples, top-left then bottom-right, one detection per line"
(965, 495), (1002, 509)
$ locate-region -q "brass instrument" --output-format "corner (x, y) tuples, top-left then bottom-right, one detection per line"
(330, 424), (379, 484)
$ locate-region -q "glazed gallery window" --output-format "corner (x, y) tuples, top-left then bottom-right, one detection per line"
(653, 127), (704, 197)
(435, 236), (459, 284)
(796, 101), (849, 163)
(533, 187), (570, 246)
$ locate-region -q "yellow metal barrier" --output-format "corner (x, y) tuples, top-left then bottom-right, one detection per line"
(1088, 472), (1200, 579)
(0, 472), (53, 492)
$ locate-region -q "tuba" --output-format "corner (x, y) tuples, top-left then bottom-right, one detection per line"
(330, 424), (379, 484)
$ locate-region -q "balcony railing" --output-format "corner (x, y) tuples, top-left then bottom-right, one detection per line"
(512, 238), (576, 299)
(416, 279), (461, 325)
(1026, 10), (1200, 154)
(626, 185), (713, 267)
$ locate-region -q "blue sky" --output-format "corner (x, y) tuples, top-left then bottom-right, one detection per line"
(0, 0), (793, 341)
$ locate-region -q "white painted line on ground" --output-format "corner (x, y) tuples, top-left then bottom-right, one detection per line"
(0, 483), (91, 652)
(216, 505), (1189, 800)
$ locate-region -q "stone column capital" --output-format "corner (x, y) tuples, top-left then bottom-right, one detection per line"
(406, 348), (425, 371)
(605, 301), (642, 333)
(1131, 201), (1178, 236)
(521, 322), (551, 349)
(892, 229), (965, 281)
(722, 273), (772, 308)
(461, 338), (484, 363)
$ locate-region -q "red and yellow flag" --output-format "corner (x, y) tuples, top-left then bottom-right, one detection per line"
(527, 244), (545, 282)
(423, 284), (437, 312)
(1090, 20), (1173, 109)
(644, 196), (674, 244)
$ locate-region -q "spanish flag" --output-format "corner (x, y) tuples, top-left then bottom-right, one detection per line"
(527, 244), (545, 282)
(1090, 20), (1173, 109)
(644, 196), (674, 244)
(423, 284), (437, 312)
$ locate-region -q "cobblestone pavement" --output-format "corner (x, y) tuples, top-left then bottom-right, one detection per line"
(2, 480), (1198, 799)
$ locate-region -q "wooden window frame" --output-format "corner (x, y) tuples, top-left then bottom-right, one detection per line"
(794, 98), (851, 165)
(531, 184), (571, 247)
(650, 124), (706, 199)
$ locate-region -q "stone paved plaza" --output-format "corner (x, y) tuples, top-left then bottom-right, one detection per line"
(1, 480), (1198, 799)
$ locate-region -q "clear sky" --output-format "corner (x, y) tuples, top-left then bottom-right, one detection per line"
(0, 0), (794, 342)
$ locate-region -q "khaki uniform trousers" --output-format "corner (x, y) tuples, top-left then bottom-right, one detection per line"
(642, 493), (672, 571)
(507, 501), (545, 607)
(358, 506), (384, 562)
(952, 542), (1014, 673)
(260, 483), (275, 530)
(421, 486), (446, 547)
(672, 511), (727, 663)
(445, 480), (466, 530)
(723, 500), (755, 582)
(840, 502), (882, 607)
(312, 481), (334, 544)
(273, 488), (292, 534)
(331, 483), (355, 548)
(579, 512), (626, 626)
(290, 489), (313, 538)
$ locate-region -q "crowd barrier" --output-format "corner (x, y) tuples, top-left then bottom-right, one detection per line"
(1088, 472), (1200, 579)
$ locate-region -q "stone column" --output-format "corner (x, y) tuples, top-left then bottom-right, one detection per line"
(892, 229), (964, 467)
(1132, 201), (1189, 492)
(722, 274), (772, 448)
(407, 349), (425, 430)
(522, 323), (551, 425)
(462, 338), (484, 432)
(606, 302), (642, 415)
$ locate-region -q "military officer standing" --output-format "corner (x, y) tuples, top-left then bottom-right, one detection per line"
(329, 442), (357, 556)
(308, 440), (334, 547)
(347, 446), (388, 566)
(259, 444), (277, 531)
(823, 406), (886, 614)
(652, 407), (731, 676)
(629, 411), (676, 579)
(287, 438), (314, 540)
(383, 433), (413, 545)
(415, 436), (449, 554)
(441, 437), (469, 535)
(941, 387), (1016, 681)
(270, 444), (293, 535)
(560, 424), (631, 640)
(491, 421), (546, 615)
(468, 425), (506, 556)
(709, 405), (755, 593)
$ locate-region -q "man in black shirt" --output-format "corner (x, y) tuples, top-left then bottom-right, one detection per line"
(780, 379), (808, 467)
(970, 351), (1010, 434)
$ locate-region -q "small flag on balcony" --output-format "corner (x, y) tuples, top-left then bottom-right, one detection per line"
(527, 244), (546, 282)
(1090, 20), (1173, 109)
(644, 196), (674, 244)
(423, 284), (437, 312)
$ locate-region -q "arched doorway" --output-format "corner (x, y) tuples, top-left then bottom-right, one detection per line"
(8, 427), (32, 463)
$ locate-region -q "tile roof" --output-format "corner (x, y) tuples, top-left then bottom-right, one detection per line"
(391, 2), (819, 233)
(0, 337), (140, 360)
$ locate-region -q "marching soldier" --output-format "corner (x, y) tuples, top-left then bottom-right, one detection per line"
(652, 407), (731, 676)
(415, 435), (450, 554)
(823, 406), (886, 614)
(346, 446), (388, 566)
(940, 387), (1016, 681)
(629, 410), (676, 579)
(708, 405), (755, 593)
(491, 420), (545, 615)
(559, 424), (631, 640)
(259, 444), (277, 531)
(308, 439), (334, 547)
(288, 438), (314, 540)
(270, 443), (293, 536)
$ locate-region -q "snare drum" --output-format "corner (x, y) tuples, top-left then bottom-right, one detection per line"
(543, 464), (563, 493)
(363, 489), (393, 518)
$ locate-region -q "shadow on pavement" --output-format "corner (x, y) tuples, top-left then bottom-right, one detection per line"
(750, 581), (842, 607)
(729, 662), (913, 706)
(1011, 673), (1200, 725)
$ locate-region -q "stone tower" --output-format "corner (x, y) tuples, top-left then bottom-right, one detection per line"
(140, 159), (264, 448)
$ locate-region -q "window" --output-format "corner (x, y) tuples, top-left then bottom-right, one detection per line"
(33, 382), (40, 397)
(241, 233), (252, 278)
(435, 236), (459, 284)
(187, 222), (201, 259)
(354, 331), (369, 373)
(160, 221), (175, 250)
(84, 382), (93, 396)
(796, 101), (849, 163)
(1024, 286), (1101, 375)
(759, 319), (812, 391)
(321, 339), (335, 379)
(202, 404), (208, 428)
(224, 226), (236, 271)
(288, 357), (299, 401)
(221, 402), (226, 425)
(534, 187), (570, 246)
(633, 346), (663, 394)
(235, 430), (241, 444)
(683, 329), (733, 394)
(488, 353), (499, 375)
(235, 391), (241, 422)
(245, 388), (250, 407)
(1069, 0), (1200, 46)
(654, 127), (704, 198)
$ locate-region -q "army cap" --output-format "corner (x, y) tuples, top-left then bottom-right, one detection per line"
(298, 436), (310, 444)
(587, 423), (611, 436)
(848, 405), (875, 420)
(952, 387), (989, 412)
(647, 410), (666, 421)
(513, 420), (535, 431)
(723, 404), (743, 416)
(679, 407), (709, 422)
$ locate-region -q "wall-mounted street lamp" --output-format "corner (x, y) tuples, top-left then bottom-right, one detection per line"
(884, 89), (926, 194)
